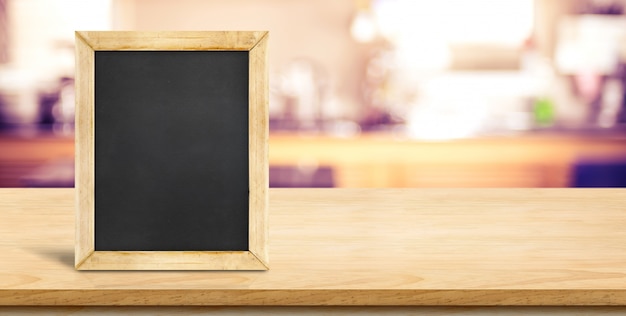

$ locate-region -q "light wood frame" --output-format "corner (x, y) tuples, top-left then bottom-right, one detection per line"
(75, 31), (269, 270)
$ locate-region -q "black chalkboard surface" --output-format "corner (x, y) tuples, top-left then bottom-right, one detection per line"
(94, 51), (249, 251)
(75, 31), (269, 270)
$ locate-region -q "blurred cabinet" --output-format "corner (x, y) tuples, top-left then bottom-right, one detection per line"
(269, 133), (626, 188)
(0, 135), (74, 187)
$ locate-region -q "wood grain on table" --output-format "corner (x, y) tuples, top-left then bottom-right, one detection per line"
(1, 188), (626, 305)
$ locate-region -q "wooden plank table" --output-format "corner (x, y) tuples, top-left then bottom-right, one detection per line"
(1, 188), (626, 312)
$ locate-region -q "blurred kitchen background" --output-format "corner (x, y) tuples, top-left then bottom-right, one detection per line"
(1, 0), (626, 188)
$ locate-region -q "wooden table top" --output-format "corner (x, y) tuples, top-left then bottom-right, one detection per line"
(1, 188), (626, 306)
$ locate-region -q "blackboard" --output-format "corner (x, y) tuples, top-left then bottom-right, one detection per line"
(75, 31), (269, 270)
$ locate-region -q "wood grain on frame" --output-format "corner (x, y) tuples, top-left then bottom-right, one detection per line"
(77, 31), (267, 51)
(74, 31), (269, 270)
(249, 33), (269, 268)
(74, 33), (95, 269)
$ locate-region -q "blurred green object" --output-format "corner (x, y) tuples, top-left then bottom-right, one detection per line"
(533, 97), (554, 127)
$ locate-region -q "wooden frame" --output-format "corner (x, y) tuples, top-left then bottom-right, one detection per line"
(75, 31), (269, 270)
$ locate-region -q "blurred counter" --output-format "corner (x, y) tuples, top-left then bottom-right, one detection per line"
(0, 133), (73, 187)
(2, 131), (626, 188)
(269, 131), (626, 188)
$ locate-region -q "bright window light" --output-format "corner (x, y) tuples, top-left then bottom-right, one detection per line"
(373, 0), (534, 46)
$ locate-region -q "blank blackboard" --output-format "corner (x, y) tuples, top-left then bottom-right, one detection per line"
(94, 50), (249, 251)
(75, 31), (269, 270)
